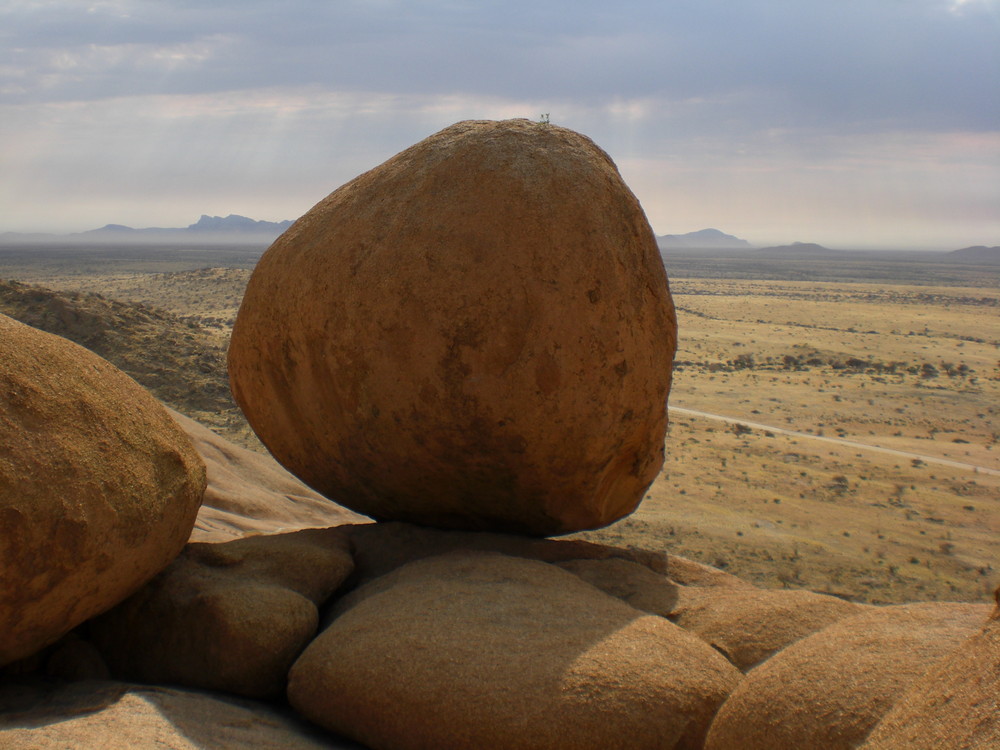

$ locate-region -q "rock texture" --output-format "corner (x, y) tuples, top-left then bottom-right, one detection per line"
(860, 597), (999, 749)
(704, 602), (992, 750)
(169, 409), (369, 542)
(0, 313), (206, 667)
(0, 680), (360, 749)
(288, 551), (741, 750)
(89, 528), (353, 698)
(229, 118), (677, 536)
(559, 557), (866, 670)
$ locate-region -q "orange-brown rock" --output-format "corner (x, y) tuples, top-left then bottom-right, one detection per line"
(168, 409), (369, 542)
(89, 527), (353, 698)
(288, 552), (741, 750)
(860, 596), (999, 749)
(0, 314), (206, 667)
(558, 558), (865, 670)
(704, 602), (991, 750)
(229, 118), (677, 536)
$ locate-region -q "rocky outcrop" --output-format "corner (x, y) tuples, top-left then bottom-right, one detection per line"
(229, 118), (677, 536)
(288, 551), (741, 750)
(0, 680), (360, 749)
(704, 602), (992, 750)
(88, 528), (354, 698)
(0, 313), (206, 667)
(169, 409), (369, 542)
(860, 597), (1000, 749)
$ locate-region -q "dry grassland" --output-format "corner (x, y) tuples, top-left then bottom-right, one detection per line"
(577, 277), (1000, 604)
(2, 248), (996, 604)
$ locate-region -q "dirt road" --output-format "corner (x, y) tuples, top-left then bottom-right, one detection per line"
(669, 405), (1000, 478)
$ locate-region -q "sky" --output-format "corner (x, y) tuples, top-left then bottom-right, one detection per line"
(1, 0), (998, 249)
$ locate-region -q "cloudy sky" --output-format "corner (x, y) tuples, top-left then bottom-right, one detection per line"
(1, 0), (998, 248)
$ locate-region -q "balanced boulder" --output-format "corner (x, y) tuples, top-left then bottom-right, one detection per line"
(229, 118), (677, 536)
(288, 551), (741, 750)
(0, 314), (206, 666)
(704, 602), (992, 750)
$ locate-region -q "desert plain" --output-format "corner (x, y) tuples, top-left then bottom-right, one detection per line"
(1, 242), (997, 605)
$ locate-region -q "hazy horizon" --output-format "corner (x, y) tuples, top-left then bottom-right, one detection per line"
(2, 1), (998, 249)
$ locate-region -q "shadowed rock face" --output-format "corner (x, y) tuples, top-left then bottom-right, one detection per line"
(229, 118), (676, 536)
(89, 528), (354, 699)
(0, 313), (206, 667)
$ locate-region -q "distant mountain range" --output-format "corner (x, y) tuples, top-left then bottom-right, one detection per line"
(0, 215), (293, 244)
(656, 228), (753, 250)
(948, 245), (1000, 262)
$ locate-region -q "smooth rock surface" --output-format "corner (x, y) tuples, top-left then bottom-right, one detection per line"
(229, 118), (677, 536)
(0, 680), (360, 749)
(89, 527), (353, 698)
(169, 409), (369, 542)
(861, 596), (999, 749)
(704, 602), (992, 750)
(288, 551), (741, 750)
(0, 314), (206, 666)
(559, 558), (865, 670)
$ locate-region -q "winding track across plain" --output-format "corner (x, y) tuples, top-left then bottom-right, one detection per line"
(669, 405), (1000, 478)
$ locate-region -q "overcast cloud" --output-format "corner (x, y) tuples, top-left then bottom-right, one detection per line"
(1, 0), (998, 247)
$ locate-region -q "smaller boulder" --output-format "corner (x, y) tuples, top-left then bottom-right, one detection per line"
(559, 558), (866, 670)
(89, 527), (353, 698)
(704, 602), (992, 750)
(861, 597), (999, 749)
(288, 551), (741, 750)
(0, 314), (206, 666)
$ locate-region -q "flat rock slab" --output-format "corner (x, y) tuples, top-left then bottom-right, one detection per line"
(0, 680), (362, 749)
(169, 408), (369, 543)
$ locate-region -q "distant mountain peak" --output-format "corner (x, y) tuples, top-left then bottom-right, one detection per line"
(755, 242), (834, 255)
(187, 214), (292, 232)
(657, 228), (753, 249)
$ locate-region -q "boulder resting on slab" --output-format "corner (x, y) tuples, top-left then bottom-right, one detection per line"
(229, 118), (677, 536)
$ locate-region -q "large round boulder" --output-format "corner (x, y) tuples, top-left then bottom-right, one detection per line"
(0, 314), (206, 666)
(229, 118), (677, 536)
